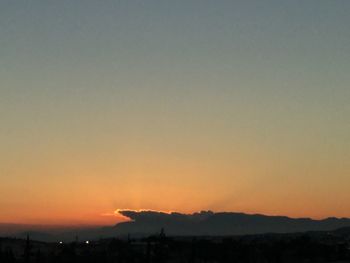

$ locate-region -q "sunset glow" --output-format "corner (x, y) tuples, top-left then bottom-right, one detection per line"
(1, 1), (350, 227)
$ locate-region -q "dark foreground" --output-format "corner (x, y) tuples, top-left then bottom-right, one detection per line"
(1, 231), (350, 263)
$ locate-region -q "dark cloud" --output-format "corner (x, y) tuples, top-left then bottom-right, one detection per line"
(114, 210), (350, 236)
(118, 210), (214, 222)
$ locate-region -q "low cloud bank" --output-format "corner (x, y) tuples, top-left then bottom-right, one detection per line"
(114, 210), (350, 236)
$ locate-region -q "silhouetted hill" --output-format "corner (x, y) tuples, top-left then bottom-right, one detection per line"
(0, 223), (46, 236)
(16, 231), (56, 242)
(333, 226), (350, 236)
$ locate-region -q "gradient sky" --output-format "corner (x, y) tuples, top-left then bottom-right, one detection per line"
(1, 0), (350, 225)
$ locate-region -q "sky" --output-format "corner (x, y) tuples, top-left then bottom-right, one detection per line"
(1, 0), (350, 225)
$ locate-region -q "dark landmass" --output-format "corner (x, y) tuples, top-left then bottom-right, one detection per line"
(1, 227), (350, 263)
(3, 211), (350, 242)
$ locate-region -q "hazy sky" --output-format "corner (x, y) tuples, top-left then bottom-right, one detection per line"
(1, 1), (350, 225)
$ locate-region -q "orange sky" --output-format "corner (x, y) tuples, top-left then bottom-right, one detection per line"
(1, 144), (349, 225)
(1, 1), (350, 225)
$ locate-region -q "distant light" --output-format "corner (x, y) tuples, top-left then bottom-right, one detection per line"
(85, 241), (89, 244)
(59, 241), (63, 244)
